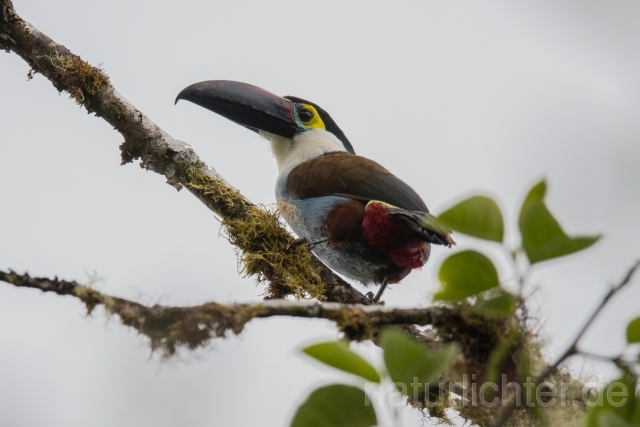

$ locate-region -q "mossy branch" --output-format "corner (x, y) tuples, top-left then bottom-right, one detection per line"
(0, 0), (369, 304)
(0, 268), (598, 426)
(0, 269), (451, 357)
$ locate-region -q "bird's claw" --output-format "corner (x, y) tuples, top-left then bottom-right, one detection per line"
(289, 237), (309, 250)
(365, 291), (385, 306)
(289, 237), (329, 251)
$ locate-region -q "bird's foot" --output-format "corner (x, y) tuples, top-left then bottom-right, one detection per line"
(289, 237), (329, 251)
(289, 237), (309, 250)
(365, 291), (385, 306)
(368, 278), (389, 305)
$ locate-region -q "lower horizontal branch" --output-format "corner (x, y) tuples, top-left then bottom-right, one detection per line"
(0, 269), (446, 357)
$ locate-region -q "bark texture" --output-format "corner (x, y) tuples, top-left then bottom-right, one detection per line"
(0, 269), (445, 356)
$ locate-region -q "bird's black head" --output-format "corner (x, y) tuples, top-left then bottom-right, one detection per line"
(283, 96), (354, 154)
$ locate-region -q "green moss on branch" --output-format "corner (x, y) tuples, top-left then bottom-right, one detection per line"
(32, 49), (110, 108)
(181, 165), (325, 300)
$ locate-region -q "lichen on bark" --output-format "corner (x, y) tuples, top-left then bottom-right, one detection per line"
(181, 164), (325, 300)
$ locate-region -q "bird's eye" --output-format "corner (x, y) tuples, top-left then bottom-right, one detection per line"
(298, 108), (313, 122)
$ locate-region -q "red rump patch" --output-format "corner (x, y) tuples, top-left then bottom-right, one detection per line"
(362, 202), (427, 269)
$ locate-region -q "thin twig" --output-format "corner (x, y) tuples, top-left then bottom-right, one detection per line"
(576, 351), (622, 365)
(491, 259), (640, 427)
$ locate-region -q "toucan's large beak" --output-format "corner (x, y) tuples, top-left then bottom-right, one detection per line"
(175, 80), (297, 138)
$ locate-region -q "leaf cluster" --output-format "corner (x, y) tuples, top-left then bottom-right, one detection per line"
(434, 179), (600, 304)
(291, 330), (458, 427)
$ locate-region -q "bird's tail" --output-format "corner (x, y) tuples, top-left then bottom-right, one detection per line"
(387, 207), (456, 247)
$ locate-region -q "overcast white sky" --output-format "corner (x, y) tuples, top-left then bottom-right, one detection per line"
(1, 1), (640, 426)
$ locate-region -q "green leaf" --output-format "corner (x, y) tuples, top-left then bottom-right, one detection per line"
(302, 341), (381, 382)
(586, 372), (640, 427)
(434, 250), (500, 301)
(519, 181), (600, 264)
(474, 288), (517, 318)
(626, 317), (640, 344)
(596, 411), (636, 427)
(380, 329), (458, 397)
(520, 180), (547, 218)
(290, 384), (377, 427)
(437, 195), (504, 242)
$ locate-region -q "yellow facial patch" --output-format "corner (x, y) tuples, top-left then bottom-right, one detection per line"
(297, 104), (325, 130)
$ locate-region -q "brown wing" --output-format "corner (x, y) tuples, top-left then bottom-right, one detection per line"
(286, 152), (429, 212)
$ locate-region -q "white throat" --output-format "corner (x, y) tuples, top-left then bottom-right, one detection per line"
(261, 129), (347, 173)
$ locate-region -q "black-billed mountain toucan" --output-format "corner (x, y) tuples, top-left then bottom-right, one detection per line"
(176, 80), (454, 302)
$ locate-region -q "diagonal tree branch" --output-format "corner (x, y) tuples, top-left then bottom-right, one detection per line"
(0, 0), (369, 305)
(0, 269), (447, 356)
